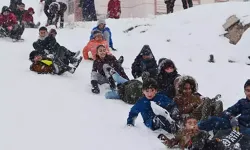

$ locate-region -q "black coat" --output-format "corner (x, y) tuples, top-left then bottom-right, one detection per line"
(131, 45), (157, 79)
(9, 0), (22, 11)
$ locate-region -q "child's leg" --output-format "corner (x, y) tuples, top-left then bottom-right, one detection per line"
(105, 91), (120, 99)
(112, 73), (128, 84)
(198, 116), (231, 131)
(152, 115), (177, 134)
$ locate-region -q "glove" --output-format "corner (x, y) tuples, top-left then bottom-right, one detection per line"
(230, 117), (239, 128)
(108, 77), (116, 90)
(170, 107), (180, 121)
(7, 26), (13, 31)
(110, 47), (117, 51)
(47, 54), (54, 59)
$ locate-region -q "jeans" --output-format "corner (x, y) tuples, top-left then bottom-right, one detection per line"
(198, 116), (231, 131)
(105, 73), (128, 99)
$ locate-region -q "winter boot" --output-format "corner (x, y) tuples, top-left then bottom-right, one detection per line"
(108, 77), (116, 90)
(208, 54), (215, 63)
(91, 80), (100, 94)
(117, 56), (124, 65)
(71, 56), (82, 68)
(71, 50), (80, 58)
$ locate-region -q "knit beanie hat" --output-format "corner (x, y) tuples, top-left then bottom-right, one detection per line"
(244, 79), (250, 89)
(97, 19), (106, 26)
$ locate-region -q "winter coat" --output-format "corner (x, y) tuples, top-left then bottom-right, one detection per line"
(79, 0), (97, 21)
(117, 80), (143, 104)
(157, 58), (180, 99)
(107, 0), (121, 19)
(131, 45), (158, 79)
(22, 8), (34, 23)
(173, 76), (202, 119)
(33, 34), (60, 55)
(48, 2), (67, 27)
(164, 130), (209, 150)
(127, 93), (176, 129)
(90, 26), (113, 48)
(44, 0), (54, 17)
(30, 58), (54, 74)
(13, 9), (25, 23)
(92, 55), (129, 80)
(222, 98), (250, 128)
(0, 12), (17, 27)
(82, 39), (110, 60)
(202, 129), (250, 150)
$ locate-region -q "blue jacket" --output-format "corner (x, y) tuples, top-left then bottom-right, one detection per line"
(127, 94), (176, 129)
(223, 98), (250, 128)
(90, 26), (113, 48)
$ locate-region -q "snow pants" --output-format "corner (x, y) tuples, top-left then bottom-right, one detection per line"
(198, 116), (250, 136)
(91, 64), (112, 85)
(54, 46), (77, 65)
(182, 0), (193, 9)
(105, 72), (128, 99)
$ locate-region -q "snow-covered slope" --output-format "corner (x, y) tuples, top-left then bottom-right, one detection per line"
(1, 1), (250, 150)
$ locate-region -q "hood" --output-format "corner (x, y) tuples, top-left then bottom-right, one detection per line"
(135, 45), (155, 60)
(158, 58), (177, 74)
(97, 19), (106, 26)
(1, 6), (10, 14)
(175, 75), (198, 94)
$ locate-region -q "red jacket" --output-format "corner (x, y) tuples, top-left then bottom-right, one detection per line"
(22, 11), (34, 23)
(107, 0), (121, 19)
(0, 13), (17, 27)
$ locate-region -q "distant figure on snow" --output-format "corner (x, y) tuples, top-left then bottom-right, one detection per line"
(165, 0), (176, 14)
(47, 2), (67, 28)
(107, 0), (121, 19)
(79, 0), (97, 21)
(9, 0), (22, 11)
(181, 0), (193, 9)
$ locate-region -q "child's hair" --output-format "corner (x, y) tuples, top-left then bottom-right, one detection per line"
(184, 116), (197, 124)
(244, 79), (250, 89)
(142, 78), (158, 90)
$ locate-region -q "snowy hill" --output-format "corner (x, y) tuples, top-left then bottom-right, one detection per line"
(1, 1), (250, 150)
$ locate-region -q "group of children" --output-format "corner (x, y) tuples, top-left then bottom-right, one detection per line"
(78, 19), (250, 149)
(23, 13), (250, 149)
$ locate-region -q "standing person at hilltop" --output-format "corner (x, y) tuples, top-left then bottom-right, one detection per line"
(107, 0), (121, 19)
(181, 0), (193, 9)
(79, 0), (97, 21)
(165, 0), (176, 14)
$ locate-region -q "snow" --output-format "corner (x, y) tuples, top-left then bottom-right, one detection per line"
(1, 1), (250, 150)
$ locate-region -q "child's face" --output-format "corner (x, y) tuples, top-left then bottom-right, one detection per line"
(183, 83), (192, 95)
(39, 30), (48, 37)
(97, 46), (106, 59)
(143, 88), (157, 100)
(244, 86), (250, 100)
(185, 118), (198, 130)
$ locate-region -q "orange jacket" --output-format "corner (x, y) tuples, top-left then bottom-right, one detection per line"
(83, 40), (110, 60)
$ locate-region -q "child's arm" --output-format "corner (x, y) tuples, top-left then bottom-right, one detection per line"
(127, 101), (141, 126)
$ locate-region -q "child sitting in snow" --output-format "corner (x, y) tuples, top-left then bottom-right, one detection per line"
(127, 78), (180, 134)
(173, 75), (223, 122)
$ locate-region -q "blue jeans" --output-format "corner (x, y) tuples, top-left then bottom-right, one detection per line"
(198, 116), (231, 131)
(105, 73), (128, 99)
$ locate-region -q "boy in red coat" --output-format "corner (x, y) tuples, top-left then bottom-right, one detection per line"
(107, 0), (121, 19)
(22, 7), (40, 28)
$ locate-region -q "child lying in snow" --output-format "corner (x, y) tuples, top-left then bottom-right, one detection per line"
(159, 117), (250, 150)
(29, 51), (76, 75)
